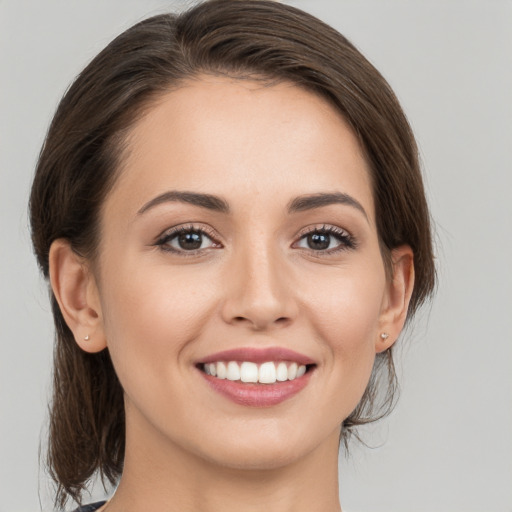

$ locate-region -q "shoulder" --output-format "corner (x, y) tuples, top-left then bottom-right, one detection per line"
(70, 501), (107, 512)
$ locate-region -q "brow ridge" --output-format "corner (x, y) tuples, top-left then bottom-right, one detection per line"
(138, 190), (367, 220)
(138, 190), (230, 215)
(287, 192), (368, 220)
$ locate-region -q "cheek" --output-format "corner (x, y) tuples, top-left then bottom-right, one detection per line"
(302, 260), (386, 400)
(306, 259), (385, 342)
(98, 260), (219, 375)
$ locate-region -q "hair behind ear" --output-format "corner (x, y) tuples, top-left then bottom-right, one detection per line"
(48, 301), (125, 508)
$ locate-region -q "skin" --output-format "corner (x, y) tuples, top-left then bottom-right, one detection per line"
(50, 77), (414, 512)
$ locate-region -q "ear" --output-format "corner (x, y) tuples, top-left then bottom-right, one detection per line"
(49, 239), (107, 353)
(376, 245), (415, 353)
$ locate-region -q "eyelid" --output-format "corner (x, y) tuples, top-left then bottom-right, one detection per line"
(296, 223), (351, 239)
(293, 224), (357, 253)
(156, 222), (219, 242)
(154, 223), (223, 254)
(153, 222), (356, 257)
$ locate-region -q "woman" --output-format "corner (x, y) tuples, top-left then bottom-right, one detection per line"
(29, 1), (435, 511)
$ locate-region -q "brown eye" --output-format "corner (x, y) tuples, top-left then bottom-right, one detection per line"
(295, 226), (356, 253)
(177, 231), (203, 250)
(157, 226), (220, 254)
(307, 233), (330, 250)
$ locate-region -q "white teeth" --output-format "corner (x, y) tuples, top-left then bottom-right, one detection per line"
(216, 361), (227, 379)
(226, 361), (241, 381)
(259, 362), (277, 384)
(240, 362), (259, 383)
(276, 362), (288, 382)
(288, 362), (298, 380)
(203, 360), (310, 384)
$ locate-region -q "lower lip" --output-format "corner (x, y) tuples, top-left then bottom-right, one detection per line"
(199, 369), (313, 407)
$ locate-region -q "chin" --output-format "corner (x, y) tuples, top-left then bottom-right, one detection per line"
(188, 421), (338, 472)
(202, 443), (306, 472)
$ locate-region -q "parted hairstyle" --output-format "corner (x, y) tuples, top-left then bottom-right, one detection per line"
(30, 0), (436, 507)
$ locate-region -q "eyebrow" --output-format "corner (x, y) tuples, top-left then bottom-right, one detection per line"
(137, 190), (367, 220)
(287, 192), (368, 220)
(137, 190), (230, 215)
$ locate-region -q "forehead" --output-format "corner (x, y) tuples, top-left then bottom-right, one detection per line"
(107, 76), (374, 221)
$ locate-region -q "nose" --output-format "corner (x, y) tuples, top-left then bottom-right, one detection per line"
(220, 242), (298, 331)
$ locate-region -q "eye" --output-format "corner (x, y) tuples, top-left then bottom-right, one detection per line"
(156, 225), (221, 254)
(294, 225), (356, 253)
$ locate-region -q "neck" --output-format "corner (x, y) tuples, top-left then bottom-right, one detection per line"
(106, 416), (342, 512)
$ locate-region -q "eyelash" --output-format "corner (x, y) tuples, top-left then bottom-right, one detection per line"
(155, 224), (221, 256)
(294, 224), (357, 255)
(155, 224), (357, 256)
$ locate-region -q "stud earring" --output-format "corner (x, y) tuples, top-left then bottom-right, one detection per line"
(84, 335), (90, 341)
(380, 332), (389, 340)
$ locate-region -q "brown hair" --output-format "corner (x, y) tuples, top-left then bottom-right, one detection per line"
(30, 0), (435, 507)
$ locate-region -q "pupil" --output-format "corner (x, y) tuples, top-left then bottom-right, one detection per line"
(308, 233), (330, 250)
(178, 231), (202, 250)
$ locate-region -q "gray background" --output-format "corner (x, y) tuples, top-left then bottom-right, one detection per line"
(1, 1), (511, 511)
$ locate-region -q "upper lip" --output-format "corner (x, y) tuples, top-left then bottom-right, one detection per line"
(198, 347), (316, 365)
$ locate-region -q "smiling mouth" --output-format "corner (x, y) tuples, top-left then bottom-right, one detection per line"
(198, 361), (315, 384)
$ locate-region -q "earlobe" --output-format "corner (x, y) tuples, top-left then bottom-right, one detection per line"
(49, 239), (107, 353)
(376, 245), (415, 353)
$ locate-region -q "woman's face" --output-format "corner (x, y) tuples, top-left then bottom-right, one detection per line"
(89, 77), (401, 469)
